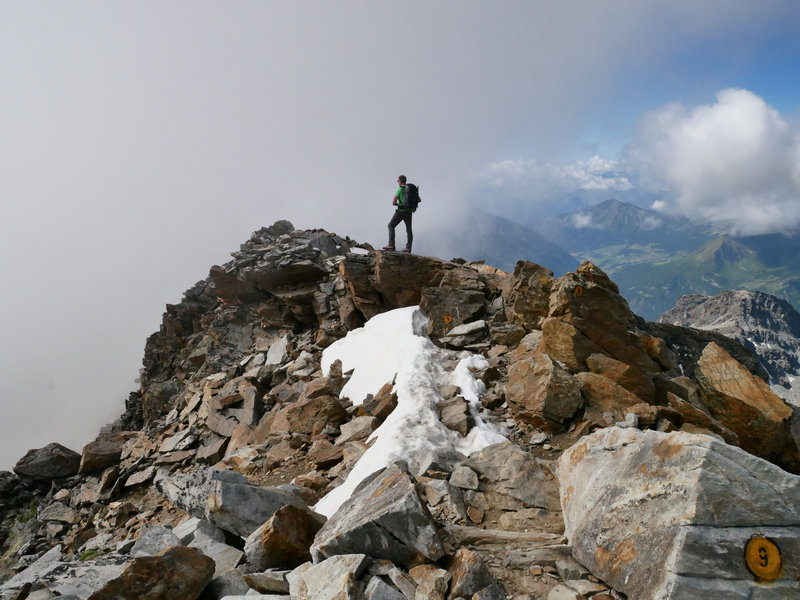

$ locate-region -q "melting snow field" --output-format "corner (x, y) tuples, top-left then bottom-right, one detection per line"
(314, 306), (507, 517)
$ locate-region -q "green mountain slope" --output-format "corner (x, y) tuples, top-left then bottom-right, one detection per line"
(613, 236), (800, 319)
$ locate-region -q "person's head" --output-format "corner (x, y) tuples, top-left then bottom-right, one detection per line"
(397, 175), (407, 185)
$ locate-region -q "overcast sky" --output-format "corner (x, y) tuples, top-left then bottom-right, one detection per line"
(2, 1), (800, 470)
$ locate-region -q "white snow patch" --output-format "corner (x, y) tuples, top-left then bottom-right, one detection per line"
(315, 306), (506, 517)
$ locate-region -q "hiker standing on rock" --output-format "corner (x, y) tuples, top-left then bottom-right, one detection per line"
(383, 175), (420, 253)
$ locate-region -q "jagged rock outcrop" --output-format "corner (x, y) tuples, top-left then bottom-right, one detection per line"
(660, 289), (800, 403)
(311, 463), (445, 568)
(3, 221), (799, 600)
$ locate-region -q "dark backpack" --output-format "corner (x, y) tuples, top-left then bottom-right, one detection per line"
(404, 183), (421, 212)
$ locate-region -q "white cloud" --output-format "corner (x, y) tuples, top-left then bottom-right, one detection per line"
(651, 200), (668, 211)
(570, 213), (595, 229)
(630, 88), (800, 235)
(482, 156), (632, 194)
(473, 155), (636, 222)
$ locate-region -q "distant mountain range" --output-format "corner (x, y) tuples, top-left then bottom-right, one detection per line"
(521, 199), (800, 320)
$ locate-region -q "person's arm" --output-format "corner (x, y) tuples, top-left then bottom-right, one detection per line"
(393, 187), (401, 206)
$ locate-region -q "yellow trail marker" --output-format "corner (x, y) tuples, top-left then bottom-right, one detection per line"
(745, 536), (782, 581)
(574, 285), (584, 297)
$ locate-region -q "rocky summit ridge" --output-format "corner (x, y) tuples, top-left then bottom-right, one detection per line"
(2, 220), (800, 600)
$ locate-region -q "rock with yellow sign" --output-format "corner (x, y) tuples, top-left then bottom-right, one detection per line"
(559, 426), (800, 599)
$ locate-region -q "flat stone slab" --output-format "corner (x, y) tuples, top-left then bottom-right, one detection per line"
(558, 426), (800, 599)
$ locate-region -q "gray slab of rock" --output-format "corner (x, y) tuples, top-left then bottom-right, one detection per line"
(335, 416), (380, 446)
(158, 427), (199, 453)
(204, 569), (251, 598)
(189, 534), (244, 577)
(13, 443), (81, 480)
(1, 552), (128, 599)
(473, 584), (506, 600)
(156, 467), (305, 537)
(130, 525), (182, 557)
(364, 577), (406, 600)
(437, 395), (474, 437)
(441, 320), (488, 348)
(39, 502), (79, 524)
(266, 336), (291, 366)
(448, 464), (479, 490)
(311, 464), (445, 567)
(558, 426), (800, 599)
(547, 584), (582, 600)
(287, 554), (369, 600)
(468, 441), (561, 511)
(1, 545), (63, 590)
(244, 570), (291, 594)
(172, 516), (227, 545)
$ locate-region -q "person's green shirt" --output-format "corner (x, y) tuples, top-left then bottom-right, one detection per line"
(394, 185), (408, 211)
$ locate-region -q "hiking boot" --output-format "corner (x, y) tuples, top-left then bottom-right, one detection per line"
(382, 245), (395, 251)
(402, 248), (411, 253)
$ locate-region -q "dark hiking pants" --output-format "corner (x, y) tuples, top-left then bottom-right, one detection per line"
(388, 210), (413, 250)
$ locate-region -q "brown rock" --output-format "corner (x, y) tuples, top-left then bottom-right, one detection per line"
(447, 547), (496, 600)
(79, 432), (138, 475)
(335, 416), (380, 446)
(585, 353), (655, 404)
(506, 347), (583, 429)
(309, 439), (344, 468)
(576, 372), (644, 423)
(361, 382), (398, 421)
(438, 396), (475, 436)
(422, 286), (487, 339)
(695, 342), (797, 467)
(87, 546), (215, 600)
(244, 504), (326, 570)
(639, 335), (676, 371)
(196, 435), (228, 464)
(539, 317), (604, 373)
(502, 260), (554, 331)
(547, 264), (659, 373)
(665, 391), (738, 445)
(271, 394), (348, 435)
(339, 251), (499, 322)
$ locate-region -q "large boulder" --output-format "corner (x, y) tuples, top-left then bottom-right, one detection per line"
(155, 467), (306, 537)
(558, 427), (800, 599)
(694, 341), (798, 470)
(311, 464), (445, 567)
(13, 443), (81, 480)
